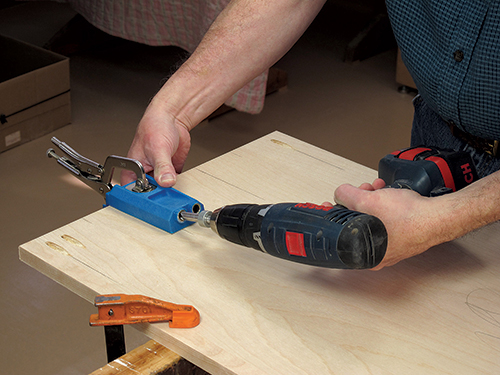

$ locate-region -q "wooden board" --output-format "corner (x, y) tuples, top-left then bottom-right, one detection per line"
(20, 132), (500, 374)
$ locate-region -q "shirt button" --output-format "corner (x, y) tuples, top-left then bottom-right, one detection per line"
(454, 50), (464, 62)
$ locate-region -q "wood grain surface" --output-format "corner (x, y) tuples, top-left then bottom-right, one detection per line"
(20, 132), (500, 374)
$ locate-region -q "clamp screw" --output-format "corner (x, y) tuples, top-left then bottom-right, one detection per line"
(108, 309), (114, 316)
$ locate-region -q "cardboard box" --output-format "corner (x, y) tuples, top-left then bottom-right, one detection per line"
(0, 34), (71, 153)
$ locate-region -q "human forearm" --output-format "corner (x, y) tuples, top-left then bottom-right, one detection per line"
(125, 0), (326, 187)
(150, 0), (326, 129)
(334, 170), (500, 269)
(434, 169), (500, 243)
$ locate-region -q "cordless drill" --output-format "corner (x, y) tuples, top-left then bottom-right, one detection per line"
(180, 146), (478, 270)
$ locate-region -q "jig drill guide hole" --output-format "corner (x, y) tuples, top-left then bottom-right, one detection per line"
(177, 203), (202, 223)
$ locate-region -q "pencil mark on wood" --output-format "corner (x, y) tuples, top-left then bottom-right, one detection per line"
(46, 240), (117, 283)
(466, 288), (500, 351)
(270, 139), (345, 171)
(196, 169), (265, 200)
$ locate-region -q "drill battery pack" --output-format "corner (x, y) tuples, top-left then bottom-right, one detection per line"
(378, 146), (479, 196)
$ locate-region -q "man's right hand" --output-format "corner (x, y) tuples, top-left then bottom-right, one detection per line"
(122, 106), (191, 188)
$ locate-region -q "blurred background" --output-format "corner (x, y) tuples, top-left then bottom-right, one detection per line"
(0, 1), (414, 373)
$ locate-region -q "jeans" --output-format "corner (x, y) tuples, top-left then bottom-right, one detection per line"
(410, 95), (500, 178)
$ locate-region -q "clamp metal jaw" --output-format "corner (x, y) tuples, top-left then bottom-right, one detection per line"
(47, 137), (203, 234)
(47, 137), (153, 197)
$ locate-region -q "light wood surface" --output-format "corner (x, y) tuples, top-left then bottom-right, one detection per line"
(20, 132), (500, 374)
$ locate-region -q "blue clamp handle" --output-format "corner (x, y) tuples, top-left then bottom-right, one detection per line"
(105, 175), (203, 234)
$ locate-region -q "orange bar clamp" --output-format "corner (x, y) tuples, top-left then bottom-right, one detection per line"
(89, 294), (200, 328)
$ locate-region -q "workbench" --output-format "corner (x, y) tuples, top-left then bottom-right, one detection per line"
(20, 132), (500, 374)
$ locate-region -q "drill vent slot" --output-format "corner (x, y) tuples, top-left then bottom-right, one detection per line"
(326, 209), (361, 225)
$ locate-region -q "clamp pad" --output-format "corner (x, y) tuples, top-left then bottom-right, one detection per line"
(105, 175), (203, 234)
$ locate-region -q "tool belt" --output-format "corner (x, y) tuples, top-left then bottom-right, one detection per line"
(448, 121), (499, 157)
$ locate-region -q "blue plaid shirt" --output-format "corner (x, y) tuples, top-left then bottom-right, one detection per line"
(386, 0), (500, 140)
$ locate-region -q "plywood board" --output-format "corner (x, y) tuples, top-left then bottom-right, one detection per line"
(20, 132), (500, 374)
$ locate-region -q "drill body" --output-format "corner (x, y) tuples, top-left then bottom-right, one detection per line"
(201, 203), (387, 269)
(182, 146), (478, 270)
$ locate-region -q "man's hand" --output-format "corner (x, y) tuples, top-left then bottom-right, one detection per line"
(122, 107), (191, 187)
(120, 0), (326, 188)
(332, 179), (444, 270)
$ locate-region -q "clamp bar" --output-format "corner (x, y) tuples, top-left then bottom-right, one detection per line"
(104, 325), (126, 363)
(89, 294), (200, 328)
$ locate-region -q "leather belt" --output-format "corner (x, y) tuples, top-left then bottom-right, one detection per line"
(448, 122), (499, 157)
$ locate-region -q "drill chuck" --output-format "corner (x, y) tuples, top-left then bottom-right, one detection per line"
(179, 210), (215, 230)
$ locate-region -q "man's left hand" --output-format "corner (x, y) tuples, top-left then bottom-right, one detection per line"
(332, 179), (443, 270)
